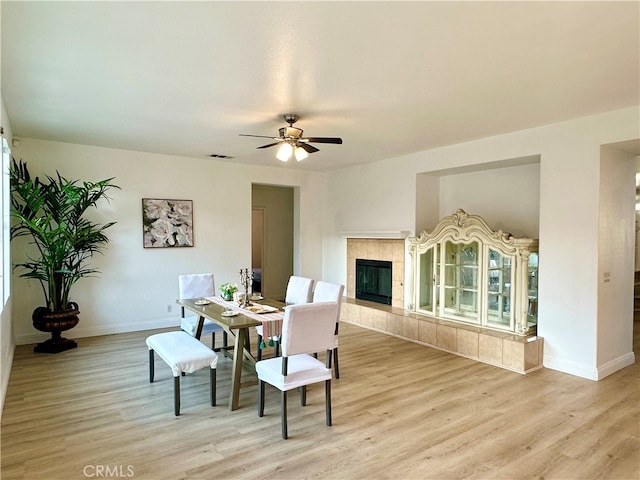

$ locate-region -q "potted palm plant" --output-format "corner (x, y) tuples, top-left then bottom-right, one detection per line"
(10, 159), (120, 353)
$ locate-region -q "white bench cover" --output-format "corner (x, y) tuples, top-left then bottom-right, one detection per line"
(146, 331), (218, 377)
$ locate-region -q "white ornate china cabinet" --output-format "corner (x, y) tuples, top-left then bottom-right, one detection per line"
(408, 209), (538, 335)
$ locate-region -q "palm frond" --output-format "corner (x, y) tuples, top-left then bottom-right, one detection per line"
(10, 159), (120, 311)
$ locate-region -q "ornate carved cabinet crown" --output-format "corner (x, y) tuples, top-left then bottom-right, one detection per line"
(408, 209), (538, 335)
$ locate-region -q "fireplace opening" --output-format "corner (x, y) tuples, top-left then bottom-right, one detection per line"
(356, 259), (392, 305)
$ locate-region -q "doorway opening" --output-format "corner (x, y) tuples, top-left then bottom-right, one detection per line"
(251, 184), (294, 301)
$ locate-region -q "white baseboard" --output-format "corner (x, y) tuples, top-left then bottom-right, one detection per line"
(543, 355), (598, 380)
(544, 351), (636, 381)
(14, 317), (181, 346)
(0, 341), (15, 418)
(595, 352), (636, 380)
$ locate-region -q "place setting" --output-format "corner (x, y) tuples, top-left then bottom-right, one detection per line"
(232, 291), (278, 314)
(244, 303), (278, 314)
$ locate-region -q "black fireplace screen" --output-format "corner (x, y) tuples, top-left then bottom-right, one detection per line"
(355, 259), (392, 305)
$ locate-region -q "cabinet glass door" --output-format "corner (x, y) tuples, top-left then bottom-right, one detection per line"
(442, 241), (479, 322)
(418, 244), (439, 313)
(486, 248), (512, 328)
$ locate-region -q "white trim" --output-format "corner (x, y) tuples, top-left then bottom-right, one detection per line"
(340, 231), (410, 239)
(13, 318), (181, 346)
(595, 352), (636, 380)
(544, 352), (640, 380)
(0, 341), (14, 417)
(543, 355), (598, 380)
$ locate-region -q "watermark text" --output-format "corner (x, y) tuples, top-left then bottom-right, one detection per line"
(83, 465), (134, 478)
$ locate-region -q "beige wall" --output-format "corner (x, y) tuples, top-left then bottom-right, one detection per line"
(9, 138), (324, 346)
(324, 106), (640, 380)
(2, 106), (639, 419)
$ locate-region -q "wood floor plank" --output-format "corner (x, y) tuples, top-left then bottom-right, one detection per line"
(2, 317), (638, 480)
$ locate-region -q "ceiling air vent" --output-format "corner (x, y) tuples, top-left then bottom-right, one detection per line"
(209, 154), (234, 159)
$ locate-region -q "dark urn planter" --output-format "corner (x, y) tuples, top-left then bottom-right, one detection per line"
(32, 302), (80, 353)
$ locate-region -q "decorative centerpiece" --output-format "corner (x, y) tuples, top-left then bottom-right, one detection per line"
(239, 268), (253, 308)
(219, 282), (238, 301)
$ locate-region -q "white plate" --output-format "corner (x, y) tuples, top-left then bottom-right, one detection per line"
(221, 310), (239, 317)
(249, 295), (263, 301)
(194, 299), (210, 305)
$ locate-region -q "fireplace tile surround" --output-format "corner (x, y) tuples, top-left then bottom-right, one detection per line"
(342, 237), (543, 374)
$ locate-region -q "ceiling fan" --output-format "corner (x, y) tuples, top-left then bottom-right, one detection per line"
(240, 114), (343, 162)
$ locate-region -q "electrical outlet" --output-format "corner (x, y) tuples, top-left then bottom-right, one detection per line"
(167, 304), (173, 313)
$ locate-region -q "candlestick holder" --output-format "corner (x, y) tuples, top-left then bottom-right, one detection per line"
(239, 268), (253, 308)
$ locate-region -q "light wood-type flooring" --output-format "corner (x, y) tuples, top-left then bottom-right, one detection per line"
(1, 312), (639, 480)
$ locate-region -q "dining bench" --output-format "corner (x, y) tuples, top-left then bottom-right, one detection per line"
(146, 331), (218, 416)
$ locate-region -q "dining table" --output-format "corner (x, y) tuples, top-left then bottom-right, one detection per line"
(176, 295), (285, 411)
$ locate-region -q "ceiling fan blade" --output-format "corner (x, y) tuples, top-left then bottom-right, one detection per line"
(298, 143), (320, 154)
(304, 137), (343, 144)
(239, 134), (279, 139)
(256, 141), (282, 149)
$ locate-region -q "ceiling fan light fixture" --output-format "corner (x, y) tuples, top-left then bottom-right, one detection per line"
(294, 146), (308, 162)
(240, 114), (343, 163)
(276, 143), (293, 162)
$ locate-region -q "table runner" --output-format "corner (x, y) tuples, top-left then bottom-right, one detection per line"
(205, 296), (284, 346)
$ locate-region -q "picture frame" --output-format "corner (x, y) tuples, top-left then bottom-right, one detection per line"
(142, 198), (194, 248)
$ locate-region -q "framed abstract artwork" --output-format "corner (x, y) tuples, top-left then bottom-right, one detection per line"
(142, 198), (194, 248)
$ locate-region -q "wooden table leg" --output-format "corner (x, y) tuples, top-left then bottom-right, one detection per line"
(229, 327), (248, 410)
(242, 332), (257, 365)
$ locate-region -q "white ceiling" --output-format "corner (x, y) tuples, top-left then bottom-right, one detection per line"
(2, 1), (639, 172)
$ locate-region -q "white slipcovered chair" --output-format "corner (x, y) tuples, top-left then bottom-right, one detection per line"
(312, 281), (345, 379)
(284, 275), (315, 306)
(256, 275), (314, 361)
(256, 301), (338, 439)
(179, 273), (226, 350)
